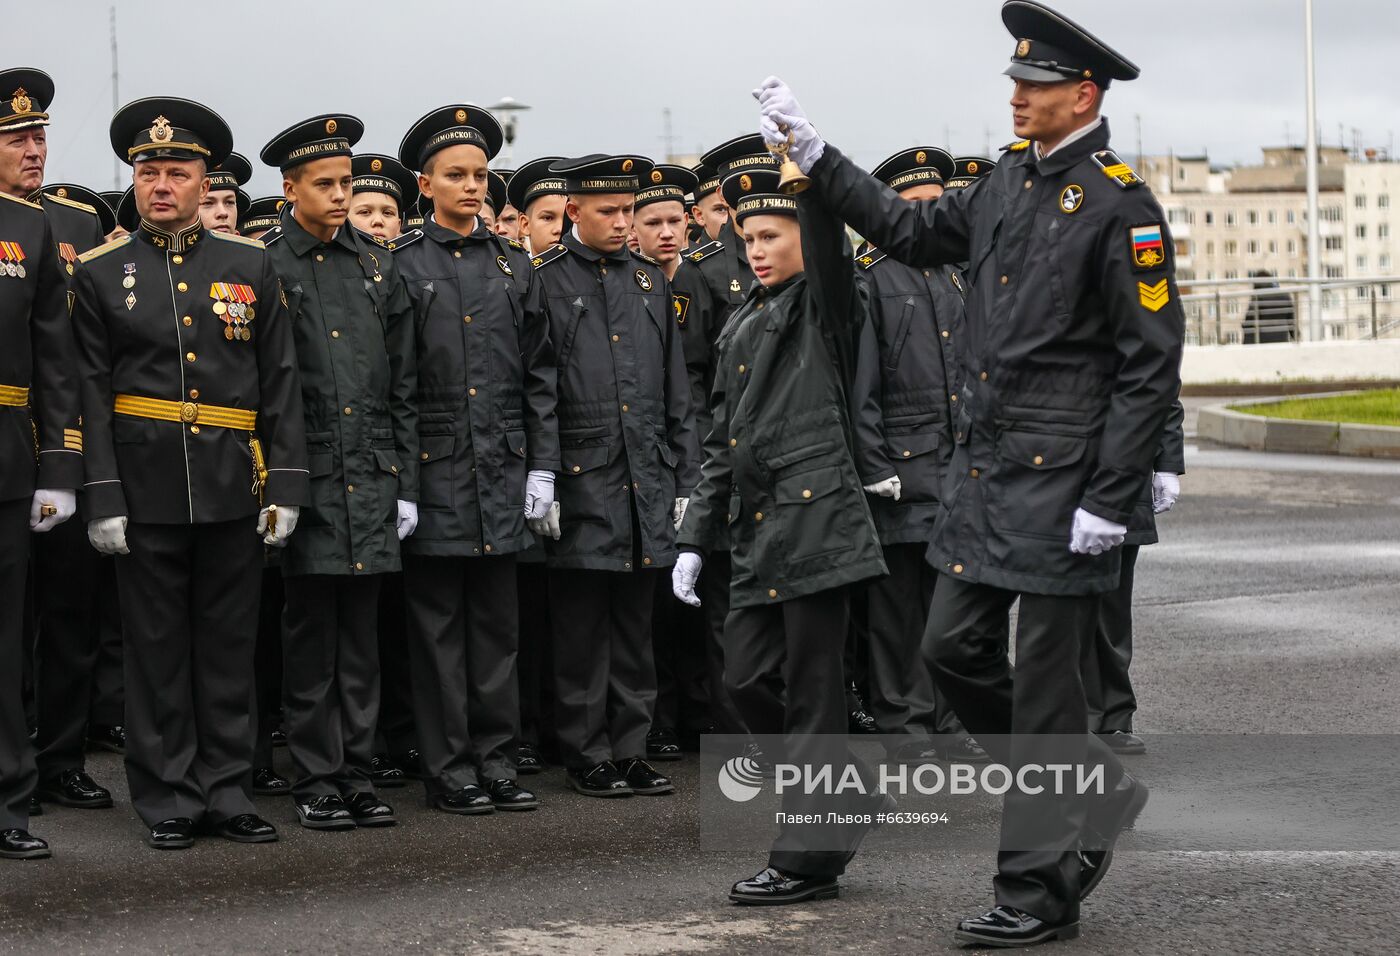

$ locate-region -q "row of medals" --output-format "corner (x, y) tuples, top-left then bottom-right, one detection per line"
(3, 261), (25, 278)
(212, 298), (255, 340)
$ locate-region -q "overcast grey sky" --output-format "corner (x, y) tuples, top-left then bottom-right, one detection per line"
(21, 0), (1400, 199)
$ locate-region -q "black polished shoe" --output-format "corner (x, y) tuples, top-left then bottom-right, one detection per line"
(730, 867), (839, 905)
(516, 742), (543, 776)
(37, 768), (114, 809)
(954, 906), (1080, 947)
(218, 813), (278, 843)
(86, 723), (126, 755)
(370, 754), (407, 788)
(486, 778), (538, 811)
(1097, 730), (1147, 755)
(346, 792), (397, 827)
(944, 735), (990, 764)
(395, 748), (429, 781)
(27, 796), (42, 818)
(295, 794), (356, 831)
(0, 829), (51, 860)
(431, 785), (495, 815)
(146, 817), (196, 850)
(616, 756), (674, 795)
(252, 767), (291, 796)
(566, 761), (633, 798)
(1086, 772), (1150, 847)
(646, 727), (683, 762)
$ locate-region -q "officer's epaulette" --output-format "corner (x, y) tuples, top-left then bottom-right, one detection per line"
(209, 230), (265, 249)
(77, 234), (133, 264)
(529, 243), (568, 269)
(630, 249), (661, 267)
(1002, 140), (1032, 153)
(1091, 150), (1143, 189)
(502, 235), (525, 252)
(856, 249), (888, 270)
(43, 193), (100, 216)
(260, 225), (286, 245)
(0, 191), (42, 210)
(687, 239), (724, 263)
(386, 228), (424, 252)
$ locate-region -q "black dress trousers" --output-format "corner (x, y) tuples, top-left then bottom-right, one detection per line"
(251, 565), (283, 770)
(374, 572), (417, 758)
(118, 519), (262, 827)
(515, 558), (554, 753)
(697, 551), (746, 736)
(1083, 544), (1140, 734)
(0, 498), (38, 831)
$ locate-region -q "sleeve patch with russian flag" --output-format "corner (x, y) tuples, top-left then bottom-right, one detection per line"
(1129, 223), (1166, 271)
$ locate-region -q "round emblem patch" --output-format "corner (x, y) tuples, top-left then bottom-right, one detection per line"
(739, 174), (753, 191)
(326, 119), (338, 134)
(635, 270), (652, 291)
(967, 161), (979, 175)
(915, 151), (927, 164)
(651, 170), (663, 184)
(1016, 39), (1031, 58)
(1059, 184), (1085, 214)
(455, 109), (467, 123)
(370, 158), (383, 172)
(621, 159), (634, 173)
(497, 255), (513, 276)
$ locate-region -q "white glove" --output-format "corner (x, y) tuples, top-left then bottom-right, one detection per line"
(862, 476), (902, 501)
(524, 470), (555, 520)
(1069, 508), (1127, 556)
(672, 551), (703, 607)
(29, 489), (77, 532)
(672, 496), (690, 531)
(396, 500), (418, 540)
(753, 76), (825, 173)
(257, 504), (300, 547)
(88, 516), (129, 555)
(528, 500), (561, 540)
(1151, 472), (1180, 514)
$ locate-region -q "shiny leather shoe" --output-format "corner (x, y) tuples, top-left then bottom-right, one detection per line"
(729, 867), (838, 905)
(392, 748), (429, 781)
(944, 735), (990, 764)
(486, 779), (538, 811)
(37, 768), (114, 809)
(646, 727), (683, 762)
(252, 767), (291, 796)
(370, 754), (407, 788)
(346, 792), (397, 827)
(218, 813), (278, 843)
(1086, 772), (1149, 847)
(1098, 730), (1147, 755)
(295, 794), (356, 831)
(566, 761), (633, 798)
(516, 742), (543, 776)
(847, 707), (878, 735)
(431, 785), (494, 815)
(146, 817), (195, 850)
(616, 757), (674, 795)
(953, 906), (1080, 947)
(1, 828), (51, 860)
(86, 723), (126, 755)
(27, 796), (42, 818)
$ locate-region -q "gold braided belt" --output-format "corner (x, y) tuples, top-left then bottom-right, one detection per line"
(114, 393), (257, 431)
(0, 384), (30, 406)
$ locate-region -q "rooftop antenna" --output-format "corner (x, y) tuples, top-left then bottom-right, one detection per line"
(110, 4), (120, 190)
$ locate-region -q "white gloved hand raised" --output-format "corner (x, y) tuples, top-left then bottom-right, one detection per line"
(88, 516), (129, 555)
(672, 551), (703, 607)
(528, 500), (561, 540)
(1069, 508), (1127, 556)
(396, 500), (418, 540)
(672, 496), (690, 531)
(29, 489), (77, 532)
(524, 470), (555, 520)
(862, 476), (902, 501)
(257, 504), (300, 547)
(753, 76), (825, 173)
(1151, 472), (1180, 514)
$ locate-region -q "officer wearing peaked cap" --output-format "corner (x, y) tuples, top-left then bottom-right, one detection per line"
(72, 96), (307, 850)
(200, 151), (252, 235)
(757, 0), (1183, 945)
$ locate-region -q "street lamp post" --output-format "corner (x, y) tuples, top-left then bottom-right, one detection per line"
(1304, 0), (1322, 341)
(489, 97), (532, 168)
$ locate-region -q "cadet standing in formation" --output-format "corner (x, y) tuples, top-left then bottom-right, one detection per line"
(199, 151), (251, 235)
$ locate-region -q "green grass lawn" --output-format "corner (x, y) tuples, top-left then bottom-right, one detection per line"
(1232, 389), (1400, 426)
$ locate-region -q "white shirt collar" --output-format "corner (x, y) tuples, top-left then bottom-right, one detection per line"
(1035, 116), (1104, 161)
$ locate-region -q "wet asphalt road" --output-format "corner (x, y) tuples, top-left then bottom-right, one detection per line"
(3, 439), (1399, 955)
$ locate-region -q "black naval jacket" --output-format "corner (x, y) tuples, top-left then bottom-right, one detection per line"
(33, 192), (106, 280)
(808, 119), (1185, 596)
(263, 210), (418, 576)
(0, 192), (82, 502)
(1124, 398), (1186, 548)
(532, 230), (699, 572)
(852, 252), (969, 547)
(72, 220), (308, 523)
(394, 217), (559, 558)
(677, 196), (887, 608)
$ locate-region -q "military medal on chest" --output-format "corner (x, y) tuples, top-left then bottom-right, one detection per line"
(211, 281), (257, 340)
(122, 262), (136, 289)
(0, 240), (26, 278)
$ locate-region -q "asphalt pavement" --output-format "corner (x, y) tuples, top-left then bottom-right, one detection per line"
(4, 442), (1399, 954)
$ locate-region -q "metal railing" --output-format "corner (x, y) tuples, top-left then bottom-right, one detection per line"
(1178, 276), (1400, 345)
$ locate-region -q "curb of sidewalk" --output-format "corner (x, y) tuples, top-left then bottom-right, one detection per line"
(1196, 392), (1400, 459)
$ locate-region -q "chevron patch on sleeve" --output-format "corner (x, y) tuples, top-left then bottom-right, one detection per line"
(1138, 279), (1170, 312)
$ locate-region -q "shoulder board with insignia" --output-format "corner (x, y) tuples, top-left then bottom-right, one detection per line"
(0, 191), (42, 211)
(261, 226), (286, 245)
(687, 240), (724, 263)
(386, 229), (425, 252)
(76, 234), (133, 264)
(856, 249), (888, 270)
(504, 236), (524, 251)
(354, 227), (391, 248)
(44, 193), (100, 216)
(1091, 150), (1143, 189)
(209, 231), (265, 249)
(529, 243), (569, 269)
(1002, 140), (1032, 153)
(630, 249), (660, 267)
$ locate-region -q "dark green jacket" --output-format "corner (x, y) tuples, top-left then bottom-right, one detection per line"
(677, 196), (886, 608)
(264, 211), (417, 576)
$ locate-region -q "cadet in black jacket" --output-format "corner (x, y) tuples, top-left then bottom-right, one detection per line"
(758, 2), (1185, 945)
(528, 154), (699, 798)
(74, 97), (306, 850)
(260, 113), (418, 833)
(674, 169), (889, 906)
(393, 104), (556, 814)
